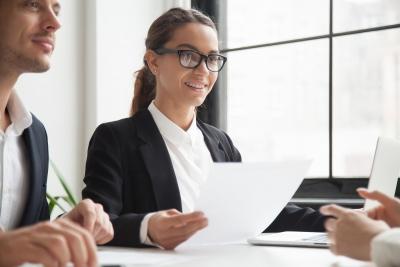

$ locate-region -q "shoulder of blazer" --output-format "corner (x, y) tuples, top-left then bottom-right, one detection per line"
(91, 110), (160, 146)
(196, 119), (242, 162)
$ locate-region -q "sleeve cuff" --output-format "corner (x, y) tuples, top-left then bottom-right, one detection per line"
(371, 228), (400, 267)
(139, 213), (162, 247)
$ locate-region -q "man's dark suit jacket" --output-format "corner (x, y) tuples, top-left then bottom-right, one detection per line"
(82, 110), (325, 247)
(17, 114), (50, 227)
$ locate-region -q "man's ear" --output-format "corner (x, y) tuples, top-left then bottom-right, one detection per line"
(144, 50), (158, 75)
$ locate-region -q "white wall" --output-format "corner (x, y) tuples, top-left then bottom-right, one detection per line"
(16, 0), (85, 199)
(94, 0), (191, 127)
(16, 0), (190, 202)
(95, 1), (165, 126)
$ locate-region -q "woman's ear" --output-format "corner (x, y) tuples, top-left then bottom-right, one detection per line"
(144, 50), (158, 75)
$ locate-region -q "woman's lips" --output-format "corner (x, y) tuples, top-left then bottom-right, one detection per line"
(184, 81), (207, 89)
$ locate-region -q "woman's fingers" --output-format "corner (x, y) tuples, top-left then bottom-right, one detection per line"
(174, 217), (208, 237)
(149, 210), (208, 249)
(168, 211), (206, 227)
(357, 188), (394, 207)
(320, 204), (348, 218)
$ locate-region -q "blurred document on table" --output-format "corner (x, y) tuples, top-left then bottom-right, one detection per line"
(98, 246), (190, 265)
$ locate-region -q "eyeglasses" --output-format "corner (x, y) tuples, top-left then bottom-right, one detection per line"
(154, 48), (227, 72)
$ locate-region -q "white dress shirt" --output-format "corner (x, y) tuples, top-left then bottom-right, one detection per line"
(371, 228), (400, 267)
(0, 91), (32, 231)
(139, 102), (213, 245)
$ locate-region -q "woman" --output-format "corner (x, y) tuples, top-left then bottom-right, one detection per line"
(82, 8), (325, 249)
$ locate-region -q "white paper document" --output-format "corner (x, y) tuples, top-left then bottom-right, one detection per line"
(183, 160), (312, 246)
(97, 246), (190, 266)
(21, 247), (190, 267)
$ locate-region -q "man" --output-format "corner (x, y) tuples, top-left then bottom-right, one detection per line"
(0, 0), (113, 266)
(321, 188), (400, 267)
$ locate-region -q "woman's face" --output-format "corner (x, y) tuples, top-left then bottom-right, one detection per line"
(151, 22), (219, 109)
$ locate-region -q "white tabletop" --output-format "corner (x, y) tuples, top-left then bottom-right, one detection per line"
(97, 243), (375, 267)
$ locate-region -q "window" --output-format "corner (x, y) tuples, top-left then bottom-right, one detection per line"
(194, 0), (400, 185)
(226, 40), (329, 177)
(226, 0), (329, 47)
(333, 28), (400, 177)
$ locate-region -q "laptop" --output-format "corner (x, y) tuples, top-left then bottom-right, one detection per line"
(248, 136), (400, 248)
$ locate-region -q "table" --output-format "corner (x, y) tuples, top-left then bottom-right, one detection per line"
(98, 243), (375, 267)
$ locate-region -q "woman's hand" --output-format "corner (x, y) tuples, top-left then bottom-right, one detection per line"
(320, 204), (389, 261)
(358, 188), (400, 227)
(148, 209), (208, 250)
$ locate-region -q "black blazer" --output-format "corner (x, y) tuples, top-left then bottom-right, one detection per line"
(82, 110), (325, 247)
(18, 114), (50, 227)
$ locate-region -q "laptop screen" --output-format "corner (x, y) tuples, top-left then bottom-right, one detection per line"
(364, 137), (400, 210)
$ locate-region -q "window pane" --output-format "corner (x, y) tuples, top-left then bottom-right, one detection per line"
(334, 0), (400, 32)
(226, 40), (329, 177)
(333, 29), (400, 177)
(225, 0), (329, 49)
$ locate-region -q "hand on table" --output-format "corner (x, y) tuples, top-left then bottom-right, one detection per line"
(0, 219), (97, 267)
(63, 199), (114, 244)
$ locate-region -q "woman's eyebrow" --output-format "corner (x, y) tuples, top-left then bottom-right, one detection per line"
(176, 44), (219, 54)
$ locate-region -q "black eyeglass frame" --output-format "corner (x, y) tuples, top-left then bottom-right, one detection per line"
(154, 47), (227, 72)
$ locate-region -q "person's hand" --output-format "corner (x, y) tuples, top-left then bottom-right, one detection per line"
(320, 204), (390, 261)
(0, 219), (97, 267)
(358, 188), (400, 227)
(63, 199), (114, 244)
(148, 209), (208, 250)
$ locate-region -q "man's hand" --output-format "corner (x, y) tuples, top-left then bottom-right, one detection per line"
(358, 188), (400, 227)
(320, 204), (389, 261)
(0, 219), (97, 267)
(63, 199), (114, 244)
(148, 209), (208, 250)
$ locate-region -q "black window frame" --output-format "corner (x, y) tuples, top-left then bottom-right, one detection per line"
(192, 0), (400, 206)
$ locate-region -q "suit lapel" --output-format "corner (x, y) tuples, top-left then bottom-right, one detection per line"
(135, 111), (182, 211)
(19, 125), (44, 226)
(197, 121), (226, 162)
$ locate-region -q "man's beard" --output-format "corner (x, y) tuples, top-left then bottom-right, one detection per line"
(0, 44), (51, 74)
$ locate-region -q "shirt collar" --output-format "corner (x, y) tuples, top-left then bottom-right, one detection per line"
(148, 101), (199, 147)
(6, 90), (33, 136)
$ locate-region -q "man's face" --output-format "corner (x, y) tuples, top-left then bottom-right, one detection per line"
(0, 0), (61, 74)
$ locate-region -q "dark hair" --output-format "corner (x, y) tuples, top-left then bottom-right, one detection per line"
(130, 7), (217, 115)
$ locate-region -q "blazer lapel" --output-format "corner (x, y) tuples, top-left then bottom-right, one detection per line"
(135, 111), (182, 211)
(197, 121), (226, 162)
(19, 126), (44, 226)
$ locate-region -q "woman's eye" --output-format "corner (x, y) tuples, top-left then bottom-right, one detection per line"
(182, 53), (192, 61)
(208, 56), (219, 63)
(181, 52), (195, 64)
